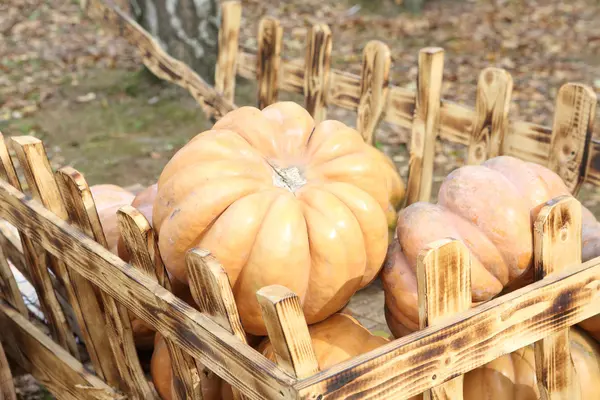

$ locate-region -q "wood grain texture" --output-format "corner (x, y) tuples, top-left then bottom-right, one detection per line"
(303, 23), (332, 123)
(0, 134), (19, 189)
(10, 156), (120, 386)
(187, 249), (249, 400)
(256, 17), (282, 109)
(215, 1), (241, 103)
(547, 84), (597, 195)
(9, 136), (80, 359)
(405, 47), (444, 205)
(235, 51), (600, 188)
(467, 67), (513, 165)
(257, 285), (319, 379)
(533, 196), (582, 400)
(295, 256), (600, 399)
(0, 179), (296, 399)
(84, 0), (600, 189)
(118, 206), (198, 400)
(357, 40), (391, 144)
(0, 300), (124, 400)
(417, 239), (471, 400)
(0, 243), (27, 317)
(0, 338), (17, 400)
(56, 167), (156, 398)
(85, 0), (236, 122)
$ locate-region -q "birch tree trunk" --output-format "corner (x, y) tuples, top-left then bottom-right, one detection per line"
(131, 0), (220, 84)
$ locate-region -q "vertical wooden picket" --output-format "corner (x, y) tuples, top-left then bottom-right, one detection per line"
(11, 138), (126, 384)
(187, 249), (250, 400)
(304, 23), (332, 123)
(417, 239), (471, 400)
(533, 196), (582, 400)
(257, 17), (282, 109)
(215, 1), (241, 103)
(357, 41), (391, 145)
(467, 67), (513, 165)
(118, 206), (199, 400)
(547, 84), (596, 195)
(56, 167), (156, 399)
(405, 47), (444, 206)
(7, 137), (79, 359)
(257, 285), (320, 379)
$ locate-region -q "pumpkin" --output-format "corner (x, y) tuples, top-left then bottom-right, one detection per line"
(381, 156), (599, 338)
(90, 184), (135, 255)
(259, 313), (388, 371)
(151, 333), (233, 400)
(153, 101), (404, 335)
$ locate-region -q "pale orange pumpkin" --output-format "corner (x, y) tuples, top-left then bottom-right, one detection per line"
(153, 102), (404, 335)
(381, 156), (598, 338)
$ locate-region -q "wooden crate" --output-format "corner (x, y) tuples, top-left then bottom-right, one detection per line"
(0, 1), (599, 399)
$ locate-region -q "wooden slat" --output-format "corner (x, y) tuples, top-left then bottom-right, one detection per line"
(533, 196), (582, 400)
(117, 205), (197, 400)
(9, 136), (79, 359)
(357, 41), (391, 144)
(12, 141), (119, 385)
(256, 17), (282, 109)
(215, 1), (241, 103)
(467, 67), (513, 165)
(295, 256), (600, 399)
(0, 243), (27, 317)
(0, 134), (19, 189)
(0, 179), (296, 399)
(236, 51), (600, 187)
(0, 300), (124, 400)
(547, 84), (597, 195)
(257, 285), (319, 380)
(56, 167), (156, 398)
(187, 249), (250, 400)
(417, 239), (471, 400)
(405, 47), (444, 205)
(0, 337), (17, 400)
(303, 23), (332, 123)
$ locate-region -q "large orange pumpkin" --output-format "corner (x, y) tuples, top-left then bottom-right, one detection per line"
(153, 102), (404, 335)
(381, 156), (598, 338)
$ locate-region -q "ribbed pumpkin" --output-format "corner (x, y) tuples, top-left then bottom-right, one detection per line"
(153, 102), (404, 335)
(259, 313), (388, 371)
(381, 156), (598, 337)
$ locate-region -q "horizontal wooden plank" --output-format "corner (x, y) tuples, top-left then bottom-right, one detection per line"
(0, 300), (123, 400)
(0, 180), (296, 400)
(295, 255), (600, 399)
(236, 51), (600, 187)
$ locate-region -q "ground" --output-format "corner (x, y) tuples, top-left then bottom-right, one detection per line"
(1, 0), (600, 397)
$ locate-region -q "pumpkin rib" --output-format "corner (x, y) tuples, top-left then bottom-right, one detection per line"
(158, 178), (266, 283)
(232, 192), (312, 335)
(299, 188), (366, 323)
(157, 130), (267, 189)
(323, 182), (388, 287)
(202, 190), (281, 288)
(154, 162), (272, 229)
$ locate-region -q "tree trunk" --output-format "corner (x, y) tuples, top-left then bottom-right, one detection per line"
(131, 0), (220, 84)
